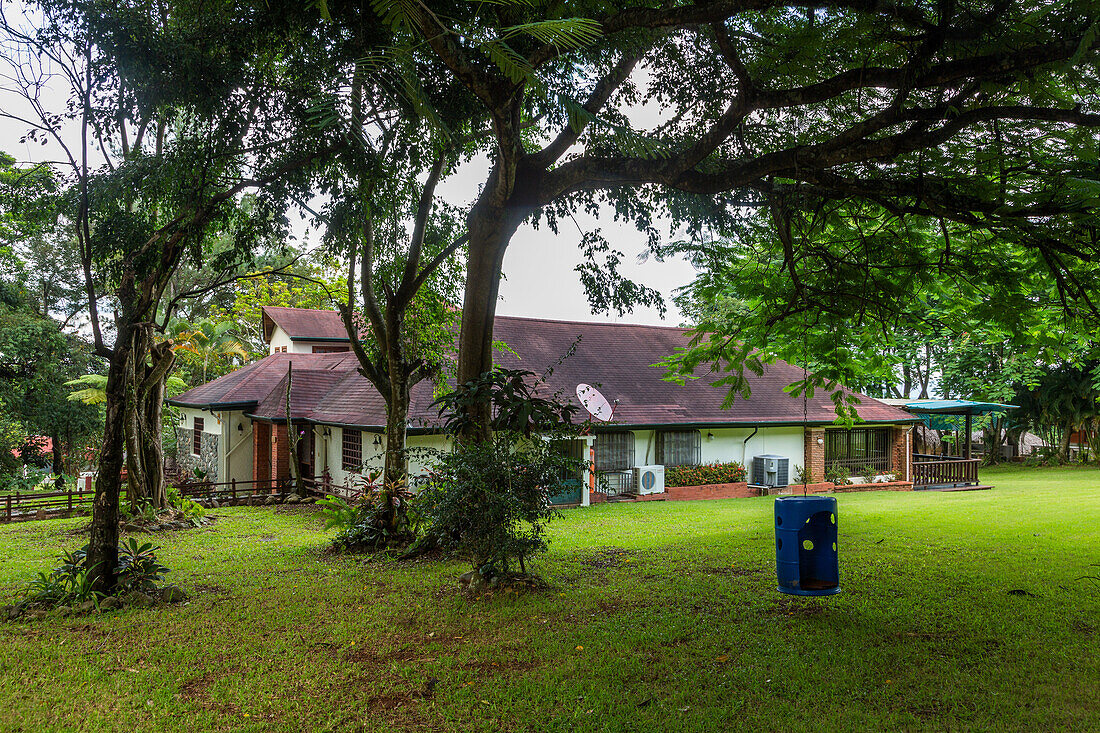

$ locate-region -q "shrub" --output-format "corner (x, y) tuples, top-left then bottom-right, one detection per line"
(794, 464), (813, 484)
(319, 476), (422, 553)
(21, 546), (97, 608)
(116, 538), (170, 592)
(664, 461), (747, 487)
(167, 486), (206, 526)
(824, 462), (851, 485)
(416, 433), (582, 580)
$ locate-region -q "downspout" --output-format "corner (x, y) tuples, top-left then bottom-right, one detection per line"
(742, 426), (759, 465)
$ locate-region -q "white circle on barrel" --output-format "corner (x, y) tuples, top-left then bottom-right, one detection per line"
(576, 383), (614, 422)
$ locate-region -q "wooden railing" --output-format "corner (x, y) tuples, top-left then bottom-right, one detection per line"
(177, 478), (297, 504)
(912, 457), (981, 486)
(2, 487), (103, 523)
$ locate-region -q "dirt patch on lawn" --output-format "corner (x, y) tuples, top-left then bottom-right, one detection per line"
(577, 547), (639, 570)
(700, 565), (768, 578)
(345, 645), (433, 666)
(771, 597), (829, 618)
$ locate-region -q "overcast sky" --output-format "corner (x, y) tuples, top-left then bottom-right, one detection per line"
(1, 102), (698, 332)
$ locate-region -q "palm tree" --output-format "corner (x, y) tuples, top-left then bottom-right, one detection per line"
(172, 318), (249, 384)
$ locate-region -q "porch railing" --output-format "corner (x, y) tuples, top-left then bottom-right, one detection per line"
(911, 457), (981, 486)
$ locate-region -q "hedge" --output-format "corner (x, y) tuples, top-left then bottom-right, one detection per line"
(664, 461), (747, 488)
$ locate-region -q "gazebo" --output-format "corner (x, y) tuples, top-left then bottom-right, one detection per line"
(880, 399), (1017, 490)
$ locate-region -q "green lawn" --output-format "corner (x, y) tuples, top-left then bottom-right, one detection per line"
(0, 466), (1098, 732)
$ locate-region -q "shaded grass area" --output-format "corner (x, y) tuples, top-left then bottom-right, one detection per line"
(0, 467), (1097, 731)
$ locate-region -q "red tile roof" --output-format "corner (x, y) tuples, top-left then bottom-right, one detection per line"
(261, 306), (350, 342)
(172, 311), (917, 429)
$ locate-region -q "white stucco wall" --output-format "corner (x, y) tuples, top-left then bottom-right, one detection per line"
(267, 326), (349, 354)
(178, 407), (223, 439)
(610, 426), (805, 472)
(268, 326), (296, 353)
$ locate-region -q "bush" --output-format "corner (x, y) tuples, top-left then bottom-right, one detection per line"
(417, 433), (582, 580)
(12, 540), (175, 617)
(167, 486), (206, 526)
(116, 538), (170, 593)
(664, 461), (747, 487)
(794, 464), (813, 484)
(318, 476), (422, 553)
(824, 462), (851, 485)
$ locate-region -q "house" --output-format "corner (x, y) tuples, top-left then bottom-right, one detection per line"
(169, 308), (919, 503)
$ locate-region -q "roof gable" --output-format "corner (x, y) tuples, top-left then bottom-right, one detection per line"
(261, 307), (349, 342)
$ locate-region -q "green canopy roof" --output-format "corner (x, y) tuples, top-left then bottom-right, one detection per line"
(901, 400), (1017, 432)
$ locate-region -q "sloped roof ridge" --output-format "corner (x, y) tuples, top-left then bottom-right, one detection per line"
(495, 313), (689, 332)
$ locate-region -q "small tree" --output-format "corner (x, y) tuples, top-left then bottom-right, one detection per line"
(421, 367), (582, 584)
(418, 435), (579, 583)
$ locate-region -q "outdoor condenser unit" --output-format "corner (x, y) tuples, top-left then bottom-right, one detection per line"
(752, 454), (790, 488)
(633, 465), (665, 495)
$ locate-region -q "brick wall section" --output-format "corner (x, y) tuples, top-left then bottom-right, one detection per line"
(588, 479), (913, 504)
(891, 427), (910, 481)
(252, 422), (272, 490)
(273, 424), (290, 488)
(804, 427), (826, 483)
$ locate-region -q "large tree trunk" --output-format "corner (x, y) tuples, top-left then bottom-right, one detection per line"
(455, 204), (524, 440)
(382, 379), (411, 528)
(138, 373), (169, 509)
(86, 325), (135, 594)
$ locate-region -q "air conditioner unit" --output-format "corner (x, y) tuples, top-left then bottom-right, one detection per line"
(633, 465), (665, 495)
(752, 454), (790, 488)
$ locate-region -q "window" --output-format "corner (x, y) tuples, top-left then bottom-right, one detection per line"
(342, 429), (362, 471)
(192, 417), (204, 455)
(595, 431), (634, 471)
(825, 428), (891, 473)
(656, 429), (701, 467)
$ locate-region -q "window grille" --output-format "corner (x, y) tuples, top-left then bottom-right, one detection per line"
(595, 431), (634, 471)
(192, 417), (204, 455)
(656, 430), (701, 467)
(825, 428), (891, 473)
(342, 429), (362, 471)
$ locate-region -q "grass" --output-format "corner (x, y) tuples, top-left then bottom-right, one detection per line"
(0, 466), (1098, 732)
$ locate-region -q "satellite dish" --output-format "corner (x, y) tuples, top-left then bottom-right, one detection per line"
(577, 383), (615, 422)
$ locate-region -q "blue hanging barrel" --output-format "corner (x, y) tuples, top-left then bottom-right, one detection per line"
(775, 495), (841, 596)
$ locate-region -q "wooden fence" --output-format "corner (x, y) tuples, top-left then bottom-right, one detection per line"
(0, 477), (327, 523)
(912, 457), (981, 486)
(2, 487), (102, 523)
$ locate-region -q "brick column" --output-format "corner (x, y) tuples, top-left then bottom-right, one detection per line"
(252, 422), (272, 490)
(891, 426), (910, 481)
(273, 424), (291, 490)
(804, 427), (826, 483)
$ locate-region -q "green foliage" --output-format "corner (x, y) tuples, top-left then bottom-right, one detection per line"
(664, 462), (747, 488)
(317, 495), (360, 532)
(824, 463), (851, 486)
(794, 464), (813, 485)
(116, 538), (170, 593)
(433, 367), (579, 437)
(167, 486), (205, 526)
(21, 546), (98, 607)
(417, 433), (580, 578)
